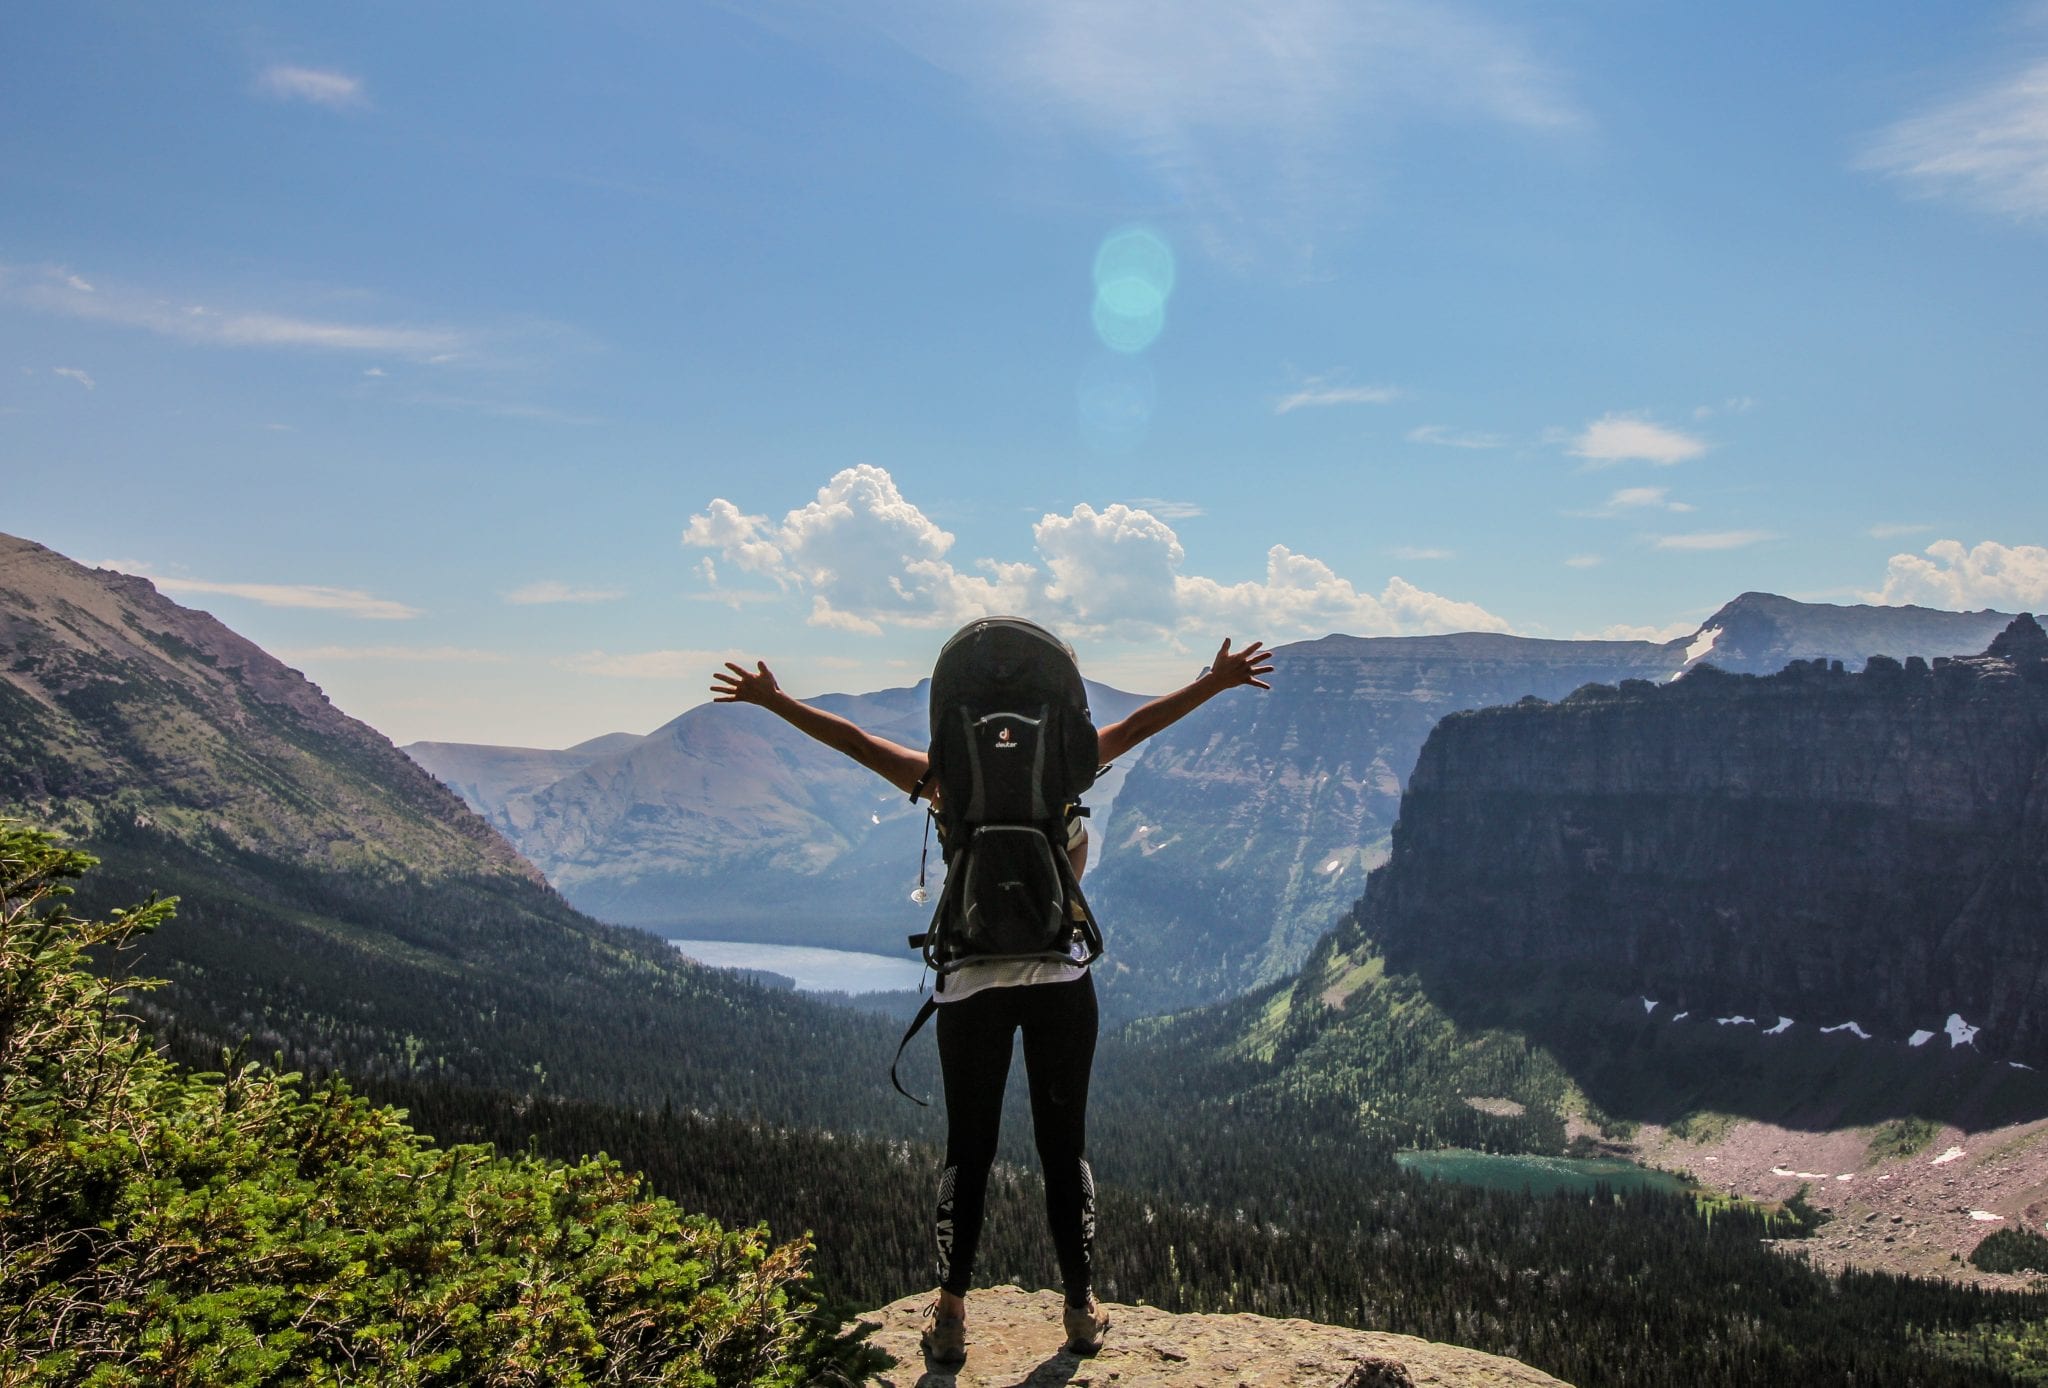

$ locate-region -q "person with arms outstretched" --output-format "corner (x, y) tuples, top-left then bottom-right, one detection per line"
(712, 628), (1272, 1365)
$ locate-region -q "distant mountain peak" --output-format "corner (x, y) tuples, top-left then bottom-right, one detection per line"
(1682, 590), (2015, 674)
(1987, 613), (2048, 665)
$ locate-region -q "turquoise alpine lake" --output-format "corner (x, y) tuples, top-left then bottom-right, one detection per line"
(669, 939), (927, 996)
(1396, 1149), (1692, 1198)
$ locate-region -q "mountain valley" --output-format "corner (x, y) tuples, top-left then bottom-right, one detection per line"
(10, 527), (2048, 1384)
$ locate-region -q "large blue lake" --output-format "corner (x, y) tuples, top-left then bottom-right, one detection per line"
(670, 939), (927, 996)
(1396, 1149), (1691, 1198)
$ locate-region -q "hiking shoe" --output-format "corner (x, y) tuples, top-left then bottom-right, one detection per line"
(1062, 1296), (1110, 1355)
(920, 1302), (967, 1365)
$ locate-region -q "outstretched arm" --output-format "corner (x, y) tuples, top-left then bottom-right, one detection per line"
(1098, 638), (1273, 764)
(710, 661), (931, 798)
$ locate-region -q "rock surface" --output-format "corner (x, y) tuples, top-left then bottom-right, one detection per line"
(1375, 616), (2048, 1058)
(1086, 594), (2012, 1014)
(856, 1286), (1571, 1387)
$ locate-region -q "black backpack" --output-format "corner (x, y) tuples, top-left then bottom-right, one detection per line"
(890, 618), (1106, 1101)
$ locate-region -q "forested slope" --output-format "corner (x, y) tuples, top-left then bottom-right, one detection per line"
(0, 532), (936, 1133)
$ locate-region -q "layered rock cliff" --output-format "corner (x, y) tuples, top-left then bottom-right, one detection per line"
(1085, 632), (1689, 1013)
(1371, 617), (2048, 1059)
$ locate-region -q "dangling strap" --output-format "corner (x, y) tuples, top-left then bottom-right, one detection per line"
(890, 995), (940, 1105)
(914, 807), (934, 904)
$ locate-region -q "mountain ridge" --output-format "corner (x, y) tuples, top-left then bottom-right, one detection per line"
(0, 531), (930, 1126)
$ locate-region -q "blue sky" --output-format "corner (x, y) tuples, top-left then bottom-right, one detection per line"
(5, 2), (2046, 747)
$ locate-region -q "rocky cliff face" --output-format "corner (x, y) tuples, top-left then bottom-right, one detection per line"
(1085, 597), (2018, 1016)
(1372, 617), (2048, 1059)
(1086, 633), (1688, 1013)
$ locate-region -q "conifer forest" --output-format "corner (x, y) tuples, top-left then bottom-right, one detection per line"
(12, 819), (2048, 1386)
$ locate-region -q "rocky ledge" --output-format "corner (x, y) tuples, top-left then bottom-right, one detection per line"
(856, 1285), (1570, 1387)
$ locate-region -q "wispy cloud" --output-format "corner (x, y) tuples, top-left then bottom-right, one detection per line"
(1390, 545), (1453, 561)
(1407, 424), (1506, 449)
(1568, 413), (1708, 467)
(1570, 486), (1695, 518)
(404, 393), (603, 425)
(52, 367), (94, 389)
(1692, 395), (1756, 420)
(1869, 522), (1934, 539)
(823, 1), (1582, 261)
(505, 580), (627, 606)
(1652, 530), (1779, 552)
(2, 264), (469, 362)
(557, 649), (725, 679)
(279, 645), (508, 663)
(1590, 619), (1697, 642)
(1564, 554), (1602, 568)
(1127, 497), (1205, 520)
(1860, 58), (2048, 219)
(257, 65), (368, 110)
(686, 589), (782, 608)
(1275, 379), (1402, 414)
(101, 559), (420, 619)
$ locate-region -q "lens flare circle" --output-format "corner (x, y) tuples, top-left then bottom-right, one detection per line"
(1091, 295), (1165, 353)
(1093, 228), (1176, 301)
(1090, 226), (1176, 355)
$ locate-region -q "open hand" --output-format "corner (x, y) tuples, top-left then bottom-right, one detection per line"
(1209, 639), (1274, 691)
(711, 660), (783, 706)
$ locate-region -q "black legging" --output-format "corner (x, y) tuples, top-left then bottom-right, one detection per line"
(933, 973), (1098, 1306)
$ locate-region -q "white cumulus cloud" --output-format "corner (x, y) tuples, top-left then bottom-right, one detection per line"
(1568, 414), (1708, 467)
(684, 466), (1510, 642)
(1860, 58), (2048, 219)
(1035, 503), (1187, 636)
(684, 465), (1034, 634)
(1874, 539), (2048, 609)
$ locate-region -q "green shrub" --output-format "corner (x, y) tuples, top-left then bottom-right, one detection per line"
(0, 821), (867, 1387)
(1868, 1116), (1942, 1162)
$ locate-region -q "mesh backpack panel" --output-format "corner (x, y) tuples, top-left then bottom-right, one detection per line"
(921, 618), (1102, 973)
